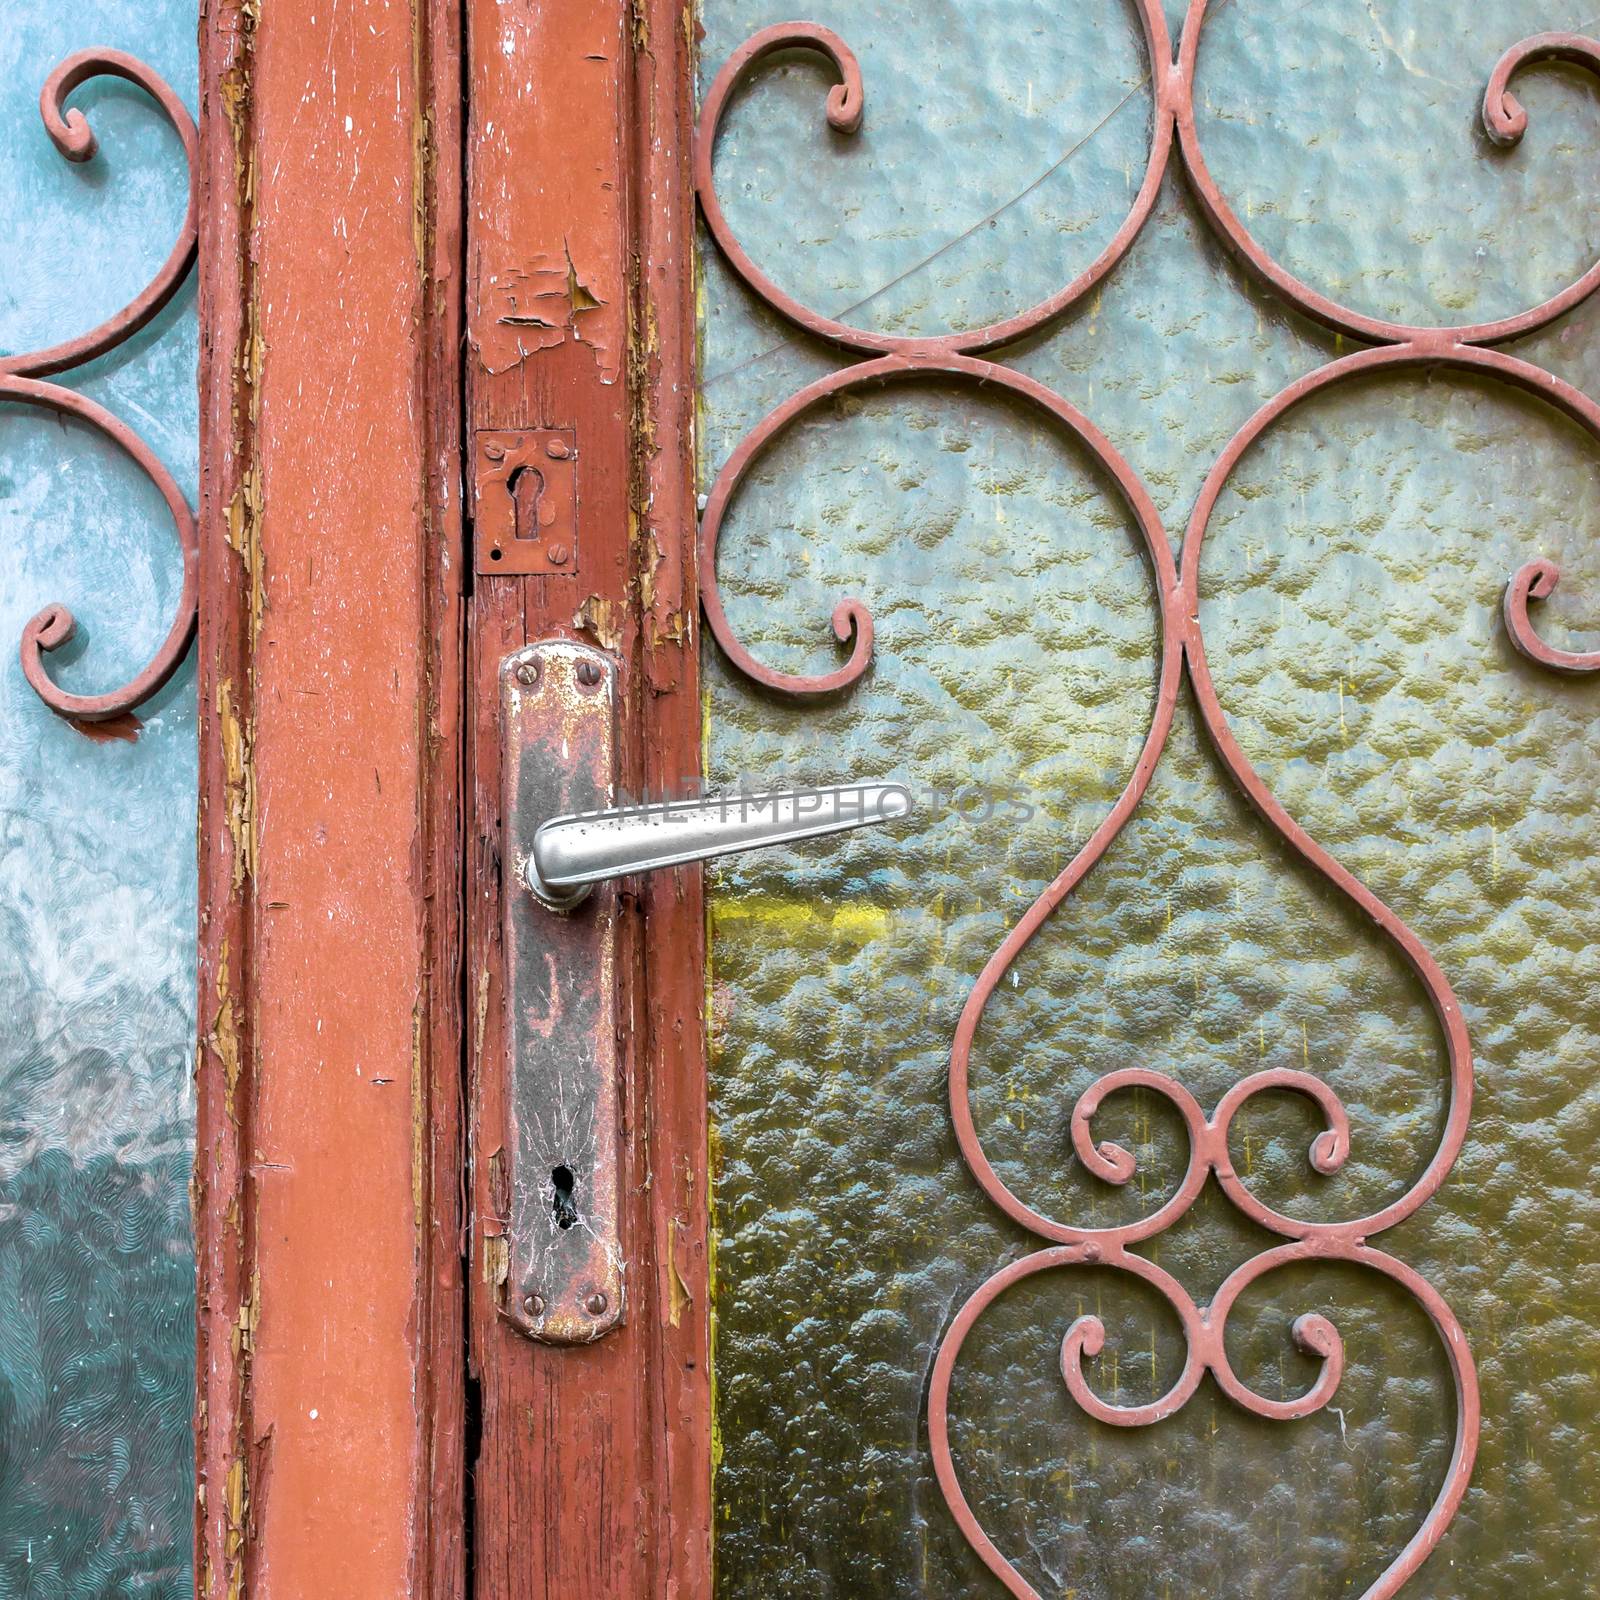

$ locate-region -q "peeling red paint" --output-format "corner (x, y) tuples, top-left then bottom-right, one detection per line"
(467, 0), (627, 382)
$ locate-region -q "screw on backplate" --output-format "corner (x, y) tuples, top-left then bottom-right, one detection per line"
(575, 660), (602, 687)
(547, 543), (570, 565)
(484, 441), (506, 462)
(524, 1293), (544, 1317)
(546, 438), (571, 460)
(586, 1292), (608, 1316)
(515, 660), (540, 686)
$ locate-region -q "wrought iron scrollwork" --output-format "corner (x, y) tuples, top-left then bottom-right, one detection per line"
(696, 6), (1600, 1593)
(1, 49), (198, 723)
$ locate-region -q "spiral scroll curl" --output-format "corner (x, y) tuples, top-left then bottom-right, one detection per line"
(693, 7), (1175, 359)
(1504, 557), (1600, 671)
(1178, 5), (1600, 348)
(927, 1241), (1477, 1600)
(1, 51), (198, 722)
(698, 351), (1181, 697)
(694, 14), (1600, 1595)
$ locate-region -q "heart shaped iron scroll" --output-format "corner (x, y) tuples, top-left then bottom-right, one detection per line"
(695, 8), (1600, 1593)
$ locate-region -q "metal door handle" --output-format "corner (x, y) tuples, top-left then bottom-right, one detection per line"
(497, 639), (912, 1346)
(527, 781), (913, 907)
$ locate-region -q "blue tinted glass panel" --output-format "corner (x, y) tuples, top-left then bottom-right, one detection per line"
(0, 6), (197, 1594)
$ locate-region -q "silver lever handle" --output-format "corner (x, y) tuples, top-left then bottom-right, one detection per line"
(527, 781), (913, 907)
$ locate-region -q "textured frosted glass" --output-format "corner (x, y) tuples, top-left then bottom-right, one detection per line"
(699, 1), (1600, 1593)
(0, 6), (197, 1594)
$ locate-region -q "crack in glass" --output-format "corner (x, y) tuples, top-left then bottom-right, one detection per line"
(0, 50), (198, 723)
(696, 7), (1600, 1594)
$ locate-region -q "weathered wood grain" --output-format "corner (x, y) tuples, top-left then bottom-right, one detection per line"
(464, 0), (708, 1591)
(196, 0), (465, 1592)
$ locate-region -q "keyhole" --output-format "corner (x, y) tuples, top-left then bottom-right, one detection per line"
(507, 464), (547, 543)
(551, 1165), (578, 1230)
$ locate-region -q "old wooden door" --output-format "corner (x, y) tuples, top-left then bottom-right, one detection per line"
(10, 1), (1600, 1597)
(460, 1), (1600, 1597)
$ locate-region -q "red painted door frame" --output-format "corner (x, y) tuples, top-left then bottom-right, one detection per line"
(193, 0), (707, 1593)
(193, 0), (466, 1593)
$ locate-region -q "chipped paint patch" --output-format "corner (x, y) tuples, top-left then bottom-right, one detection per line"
(484, 1233), (510, 1290)
(208, 939), (244, 1122)
(474, 244), (616, 377)
(478, 259), (570, 369)
(573, 593), (627, 651)
(668, 1215), (694, 1327)
(224, 1453), (248, 1599)
(217, 676), (256, 888)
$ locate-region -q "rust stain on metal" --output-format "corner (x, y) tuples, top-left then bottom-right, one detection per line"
(498, 640), (626, 1343)
(473, 428), (579, 575)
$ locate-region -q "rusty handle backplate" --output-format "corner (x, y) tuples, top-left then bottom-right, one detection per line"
(498, 640), (624, 1344)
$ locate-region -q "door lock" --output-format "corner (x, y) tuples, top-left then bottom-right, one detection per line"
(497, 638), (910, 1344)
(473, 428), (578, 575)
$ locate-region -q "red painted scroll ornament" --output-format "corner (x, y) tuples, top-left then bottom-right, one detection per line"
(1, 51), (198, 722)
(696, 7), (1600, 1594)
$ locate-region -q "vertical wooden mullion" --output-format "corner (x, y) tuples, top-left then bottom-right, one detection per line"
(196, 0), (467, 1593)
(194, 2), (256, 1592)
(464, 0), (708, 1591)
(464, 0), (642, 1590)
(416, 0), (469, 1593)
(632, 0), (713, 1589)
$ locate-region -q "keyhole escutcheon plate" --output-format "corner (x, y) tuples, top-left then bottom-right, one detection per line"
(473, 428), (578, 575)
(498, 639), (624, 1344)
